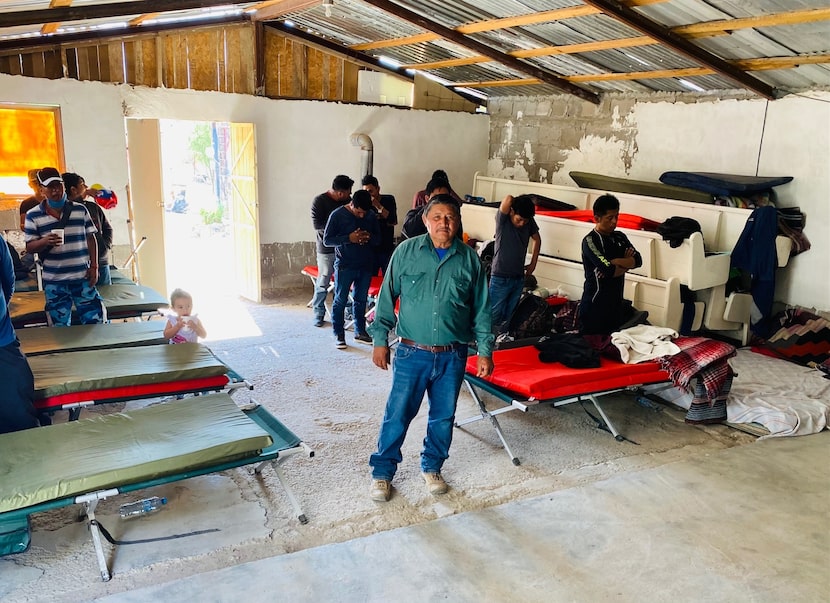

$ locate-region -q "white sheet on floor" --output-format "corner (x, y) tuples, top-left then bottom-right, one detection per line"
(657, 348), (830, 438)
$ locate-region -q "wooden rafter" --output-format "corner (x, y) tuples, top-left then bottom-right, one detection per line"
(358, 0), (599, 104)
(252, 0), (321, 21)
(581, 0), (775, 99)
(130, 13), (161, 27)
(450, 54), (830, 88)
(0, 0), (247, 28)
(400, 7), (830, 70)
(350, 0), (666, 51)
(41, 0), (74, 35)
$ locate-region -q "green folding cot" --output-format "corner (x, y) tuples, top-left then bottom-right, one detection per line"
(18, 321), (166, 356)
(30, 342), (250, 419)
(10, 284), (168, 327)
(0, 393), (313, 582)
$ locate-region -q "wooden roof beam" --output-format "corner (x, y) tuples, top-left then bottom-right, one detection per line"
(251, 0), (322, 21)
(0, 0), (247, 28)
(451, 54), (830, 88)
(40, 0), (74, 35)
(350, 0), (665, 51)
(581, 0), (776, 99)
(358, 0), (599, 104)
(402, 6), (830, 70)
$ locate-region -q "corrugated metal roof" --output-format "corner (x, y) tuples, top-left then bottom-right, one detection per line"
(0, 0), (828, 100)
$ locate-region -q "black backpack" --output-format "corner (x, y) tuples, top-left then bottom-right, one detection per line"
(507, 294), (554, 339)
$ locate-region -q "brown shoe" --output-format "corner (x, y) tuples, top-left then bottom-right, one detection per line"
(370, 479), (391, 502)
(422, 472), (448, 495)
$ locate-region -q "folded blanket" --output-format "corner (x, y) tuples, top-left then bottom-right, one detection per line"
(611, 325), (680, 364)
(658, 336), (736, 401)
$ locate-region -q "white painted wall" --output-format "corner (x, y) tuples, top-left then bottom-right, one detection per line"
(0, 73), (488, 249)
(489, 93), (830, 311)
(358, 71), (413, 107)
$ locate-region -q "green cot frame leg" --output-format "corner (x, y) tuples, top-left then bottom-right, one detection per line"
(2, 402), (313, 583)
(76, 490), (120, 582)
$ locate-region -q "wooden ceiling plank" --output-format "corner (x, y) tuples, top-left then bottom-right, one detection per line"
(401, 56), (485, 70)
(674, 7), (830, 36)
(401, 5), (825, 69)
(452, 78), (541, 88)
(359, 0), (599, 104)
(0, 0), (245, 28)
(736, 55), (830, 70)
(515, 35), (655, 59)
(581, 0), (776, 99)
(41, 0), (74, 35)
(455, 55), (830, 87)
(351, 32), (437, 51)
(567, 67), (712, 82)
(350, 0), (666, 51)
(130, 13), (161, 27)
(253, 0), (321, 21)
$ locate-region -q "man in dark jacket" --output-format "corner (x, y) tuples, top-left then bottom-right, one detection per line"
(579, 194), (642, 335)
(310, 175), (353, 327)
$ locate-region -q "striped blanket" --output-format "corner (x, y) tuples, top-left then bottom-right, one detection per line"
(659, 337), (736, 399)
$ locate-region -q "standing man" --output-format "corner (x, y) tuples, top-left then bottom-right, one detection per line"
(310, 175), (353, 328)
(22, 168), (45, 207)
(63, 172), (114, 285)
(489, 194), (541, 335)
(24, 167), (104, 326)
(411, 169), (463, 209)
(401, 177), (451, 239)
(361, 175), (398, 275)
(323, 190), (380, 349)
(579, 194), (642, 335)
(368, 195), (494, 502)
(0, 234), (39, 434)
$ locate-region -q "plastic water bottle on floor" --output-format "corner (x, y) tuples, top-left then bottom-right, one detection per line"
(119, 496), (167, 519)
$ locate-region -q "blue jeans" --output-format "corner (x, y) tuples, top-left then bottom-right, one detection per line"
(332, 266), (372, 337)
(97, 264), (112, 286)
(489, 274), (524, 334)
(369, 342), (468, 480)
(44, 281), (104, 326)
(311, 253), (334, 320)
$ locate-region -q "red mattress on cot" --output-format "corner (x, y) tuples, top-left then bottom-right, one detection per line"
(535, 209), (662, 232)
(302, 265), (384, 296)
(34, 375), (231, 410)
(466, 345), (669, 401)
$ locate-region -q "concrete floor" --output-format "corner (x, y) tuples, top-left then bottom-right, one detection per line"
(2, 288), (827, 603)
(97, 430), (830, 603)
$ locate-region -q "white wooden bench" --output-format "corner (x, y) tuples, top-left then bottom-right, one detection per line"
(461, 203), (729, 290)
(468, 173), (791, 342)
(533, 255), (684, 332)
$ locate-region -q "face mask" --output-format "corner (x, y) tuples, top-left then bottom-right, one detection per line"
(47, 193), (67, 209)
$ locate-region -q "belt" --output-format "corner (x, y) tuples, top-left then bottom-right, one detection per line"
(399, 338), (462, 353)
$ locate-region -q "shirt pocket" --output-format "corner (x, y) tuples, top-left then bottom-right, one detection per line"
(400, 272), (427, 302)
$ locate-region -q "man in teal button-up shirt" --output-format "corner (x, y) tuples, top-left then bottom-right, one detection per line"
(367, 195), (494, 502)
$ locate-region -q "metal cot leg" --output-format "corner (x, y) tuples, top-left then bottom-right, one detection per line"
(458, 380), (521, 466)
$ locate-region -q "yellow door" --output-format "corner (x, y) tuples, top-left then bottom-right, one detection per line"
(229, 123), (260, 302)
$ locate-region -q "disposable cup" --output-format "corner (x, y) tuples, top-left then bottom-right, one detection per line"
(52, 228), (65, 245)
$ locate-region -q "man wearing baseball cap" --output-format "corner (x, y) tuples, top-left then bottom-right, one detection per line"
(23, 167), (104, 326)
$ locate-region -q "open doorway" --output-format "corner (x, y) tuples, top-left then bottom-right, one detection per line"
(159, 120), (232, 300)
(125, 118), (261, 341)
